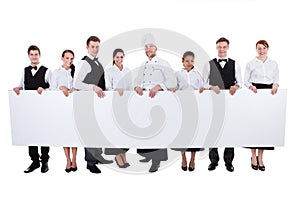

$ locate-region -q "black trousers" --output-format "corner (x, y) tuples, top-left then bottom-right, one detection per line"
(209, 148), (234, 165)
(137, 149), (168, 162)
(85, 148), (103, 166)
(29, 146), (49, 164)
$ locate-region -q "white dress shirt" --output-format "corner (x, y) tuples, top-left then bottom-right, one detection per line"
(51, 66), (73, 90)
(244, 57), (279, 88)
(74, 54), (101, 91)
(18, 63), (52, 89)
(202, 57), (242, 89)
(105, 64), (132, 90)
(134, 55), (176, 91)
(176, 68), (204, 90)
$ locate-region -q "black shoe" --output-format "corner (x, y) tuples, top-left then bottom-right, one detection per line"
(258, 165), (265, 171)
(226, 164), (234, 172)
(124, 163), (130, 168)
(24, 162), (40, 173)
(188, 162), (195, 171)
(87, 164), (101, 173)
(139, 158), (151, 163)
(149, 161), (160, 173)
(41, 163), (49, 173)
(257, 156), (265, 171)
(181, 166), (187, 171)
(96, 155), (113, 164)
(70, 167), (77, 172)
(251, 157), (258, 170)
(65, 168), (71, 173)
(208, 163), (218, 171)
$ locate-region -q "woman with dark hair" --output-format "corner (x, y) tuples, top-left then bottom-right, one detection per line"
(174, 51), (205, 171)
(244, 40), (279, 171)
(51, 49), (77, 172)
(104, 48), (132, 168)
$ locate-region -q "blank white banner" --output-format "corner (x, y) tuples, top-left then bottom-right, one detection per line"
(8, 89), (287, 147)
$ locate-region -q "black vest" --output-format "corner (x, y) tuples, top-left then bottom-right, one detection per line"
(209, 58), (236, 89)
(24, 66), (50, 90)
(81, 56), (105, 89)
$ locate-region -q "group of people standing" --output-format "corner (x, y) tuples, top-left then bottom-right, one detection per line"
(13, 34), (279, 174)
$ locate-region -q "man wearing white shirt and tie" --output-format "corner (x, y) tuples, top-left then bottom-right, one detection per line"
(74, 36), (113, 174)
(134, 33), (177, 172)
(13, 45), (52, 173)
(202, 37), (242, 172)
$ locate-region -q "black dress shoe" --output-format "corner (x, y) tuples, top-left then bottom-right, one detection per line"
(24, 162), (40, 173)
(149, 161), (160, 173)
(226, 164), (234, 172)
(258, 165), (265, 171)
(181, 166), (187, 171)
(70, 167), (77, 172)
(124, 163), (130, 168)
(188, 167), (195, 171)
(41, 163), (49, 173)
(65, 168), (71, 173)
(257, 157), (265, 171)
(251, 157), (258, 170)
(139, 157), (151, 163)
(208, 163), (218, 171)
(87, 165), (101, 173)
(96, 155), (113, 164)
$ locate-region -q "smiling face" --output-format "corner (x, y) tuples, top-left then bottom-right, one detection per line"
(113, 52), (124, 66)
(86, 41), (100, 57)
(28, 50), (40, 66)
(183, 55), (194, 71)
(61, 52), (74, 69)
(256, 43), (269, 57)
(216, 41), (229, 58)
(145, 44), (157, 59)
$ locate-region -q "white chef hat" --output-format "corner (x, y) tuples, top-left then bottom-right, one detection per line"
(141, 33), (157, 47)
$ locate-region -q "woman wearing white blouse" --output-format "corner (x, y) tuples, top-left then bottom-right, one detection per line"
(51, 50), (77, 172)
(244, 40), (279, 171)
(104, 48), (131, 168)
(174, 51), (205, 171)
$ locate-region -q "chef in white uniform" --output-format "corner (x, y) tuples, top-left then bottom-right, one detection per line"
(134, 33), (177, 173)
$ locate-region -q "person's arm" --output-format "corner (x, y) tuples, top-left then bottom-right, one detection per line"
(244, 62), (253, 89)
(202, 62), (211, 89)
(13, 71), (24, 95)
(74, 61), (94, 91)
(229, 62), (242, 95)
(198, 72), (206, 93)
(134, 64), (145, 95)
(163, 61), (177, 91)
(104, 68), (113, 91)
(234, 62), (242, 89)
(271, 61), (279, 95)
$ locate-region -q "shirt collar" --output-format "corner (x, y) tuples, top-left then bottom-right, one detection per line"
(87, 53), (96, 60)
(255, 56), (270, 63)
(217, 57), (228, 61)
(30, 63), (42, 70)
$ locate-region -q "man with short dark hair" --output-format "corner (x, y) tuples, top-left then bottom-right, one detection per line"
(13, 45), (52, 173)
(74, 36), (113, 174)
(203, 37), (242, 172)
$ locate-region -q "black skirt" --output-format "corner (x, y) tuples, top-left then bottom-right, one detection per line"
(172, 148), (205, 152)
(246, 83), (275, 150)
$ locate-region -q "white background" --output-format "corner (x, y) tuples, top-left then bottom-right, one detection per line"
(0, 0), (299, 199)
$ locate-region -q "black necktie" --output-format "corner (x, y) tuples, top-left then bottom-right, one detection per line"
(218, 59), (227, 63)
(31, 66), (37, 70)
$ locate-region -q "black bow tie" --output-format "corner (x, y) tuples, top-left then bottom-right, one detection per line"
(31, 66), (37, 70)
(93, 57), (98, 62)
(218, 59), (227, 63)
